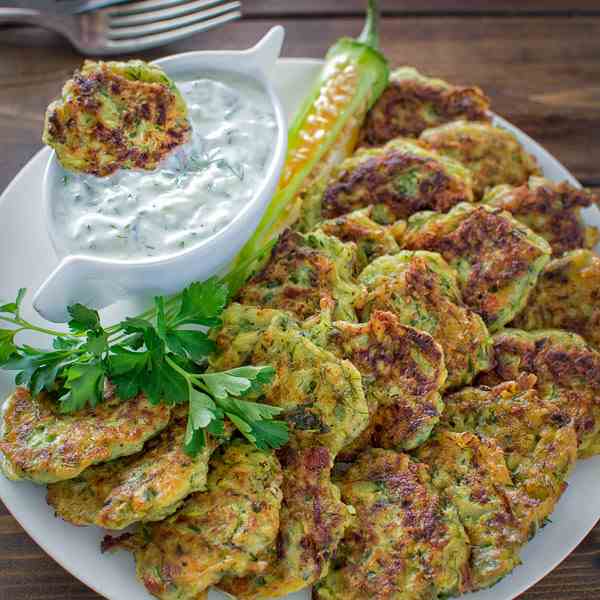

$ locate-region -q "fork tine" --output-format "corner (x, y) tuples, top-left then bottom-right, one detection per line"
(110, 0), (226, 27)
(108, 0), (240, 39)
(107, 0), (201, 16)
(106, 9), (241, 52)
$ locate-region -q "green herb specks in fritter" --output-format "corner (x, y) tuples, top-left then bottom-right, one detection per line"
(0, 387), (170, 484)
(441, 374), (577, 537)
(304, 308), (446, 457)
(483, 177), (599, 257)
(314, 448), (470, 600)
(43, 60), (190, 177)
(104, 441), (283, 600)
(420, 120), (540, 198)
(358, 66), (491, 146)
(478, 328), (600, 458)
(210, 305), (370, 457)
(237, 229), (362, 322)
(307, 138), (473, 225)
(403, 204), (551, 331)
(416, 431), (525, 591)
(315, 206), (401, 270)
(47, 407), (226, 529)
(220, 446), (349, 599)
(358, 251), (492, 388)
(513, 249), (600, 349)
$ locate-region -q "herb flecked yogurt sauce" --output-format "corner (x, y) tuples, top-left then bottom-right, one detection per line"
(51, 72), (277, 260)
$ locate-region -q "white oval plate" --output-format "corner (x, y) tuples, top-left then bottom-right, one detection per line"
(0, 58), (599, 600)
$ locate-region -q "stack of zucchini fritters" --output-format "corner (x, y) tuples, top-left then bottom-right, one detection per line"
(3, 67), (600, 600)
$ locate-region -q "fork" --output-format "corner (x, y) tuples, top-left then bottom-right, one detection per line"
(0, 0), (242, 55)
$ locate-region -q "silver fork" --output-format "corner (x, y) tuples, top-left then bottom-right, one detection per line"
(0, 0), (242, 55)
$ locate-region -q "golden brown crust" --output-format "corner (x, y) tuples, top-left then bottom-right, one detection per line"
(483, 179), (599, 256)
(359, 68), (491, 147)
(358, 252), (492, 389)
(317, 207), (400, 270)
(237, 230), (361, 322)
(420, 121), (540, 198)
(104, 441), (283, 600)
(478, 329), (600, 457)
(43, 61), (190, 177)
(0, 387), (170, 484)
(220, 446), (349, 599)
(313, 309), (446, 457)
(416, 431), (524, 591)
(321, 142), (473, 222)
(514, 249), (600, 349)
(441, 374), (577, 536)
(403, 205), (551, 330)
(314, 449), (469, 600)
(47, 408), (223, 529)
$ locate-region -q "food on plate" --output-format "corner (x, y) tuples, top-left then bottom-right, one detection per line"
(313, 206), (401, 269)
(47, 407), (225, 529)
(228, 0), (389, 292)
(210, 305), (370, 456)
(0, 387), (170, 484)
(358, 251), (492, 389)
(402, 204), (552, 331)
(513, 249), (600, 349)
(441, 374), (578, 536)
(415, 431), (525, 591)
(104, 440), (283, 600)
(358, 66), (491, 146)
(236, 229), (362, 321)
(313, 448), (470, 600)
(219, 446), (349, 599)
(301, 138), (474, 228)
(420, 120), (540, 198)
(2, 2), (600, 597)
(305, 308), (446, 456)
(483, 177), (599, 256)
(43, 60), (190, 177)
(51, 70), (277, 261)
(478, 329), (600, 457)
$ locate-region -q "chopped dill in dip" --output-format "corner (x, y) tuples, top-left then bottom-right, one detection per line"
(51, 72), (277, 260)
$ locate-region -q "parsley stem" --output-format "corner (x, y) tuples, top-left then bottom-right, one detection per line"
(0, 315), (78, 338)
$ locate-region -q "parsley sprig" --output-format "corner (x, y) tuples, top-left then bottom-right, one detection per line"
(0, 278), (288, 455)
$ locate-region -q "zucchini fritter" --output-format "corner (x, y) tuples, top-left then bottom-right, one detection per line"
(513, 249), (600, 349)
(441, 374), (577, 536)
(314, 448), (470, 600)
(315, 207), (401, 270)
(105, 441), (283, 600)
(237, 229), (362, 321)
(478, 328), (600, 458)
(305, 308), (446, 456)
(47, 408), (224, 529)
(220, 446), (349, 599)
(43, 60), (190, 177)
(420, 120), (540, 198)
(402, 204), (551, 331)
(301, 138), (474, 228)
(415, 431), (524, 591)
(210, 305), (370, 457)
(358, 66), (491, 146)
(358, 251), (492, 389)
(0, 387), (170, 484)
(483, 177), (600, 256)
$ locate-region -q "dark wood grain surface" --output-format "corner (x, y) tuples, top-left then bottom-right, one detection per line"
(1, 2), (599, 599)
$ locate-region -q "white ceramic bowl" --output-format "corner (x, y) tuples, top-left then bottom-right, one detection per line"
(33, 26), (288, 323)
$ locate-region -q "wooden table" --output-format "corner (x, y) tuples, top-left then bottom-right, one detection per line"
(1, 2), (599, 599)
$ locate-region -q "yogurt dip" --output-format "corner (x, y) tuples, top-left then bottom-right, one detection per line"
(50, 71), (277, 261)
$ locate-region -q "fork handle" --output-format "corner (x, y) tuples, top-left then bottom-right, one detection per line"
(0, 8), (43, 26)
